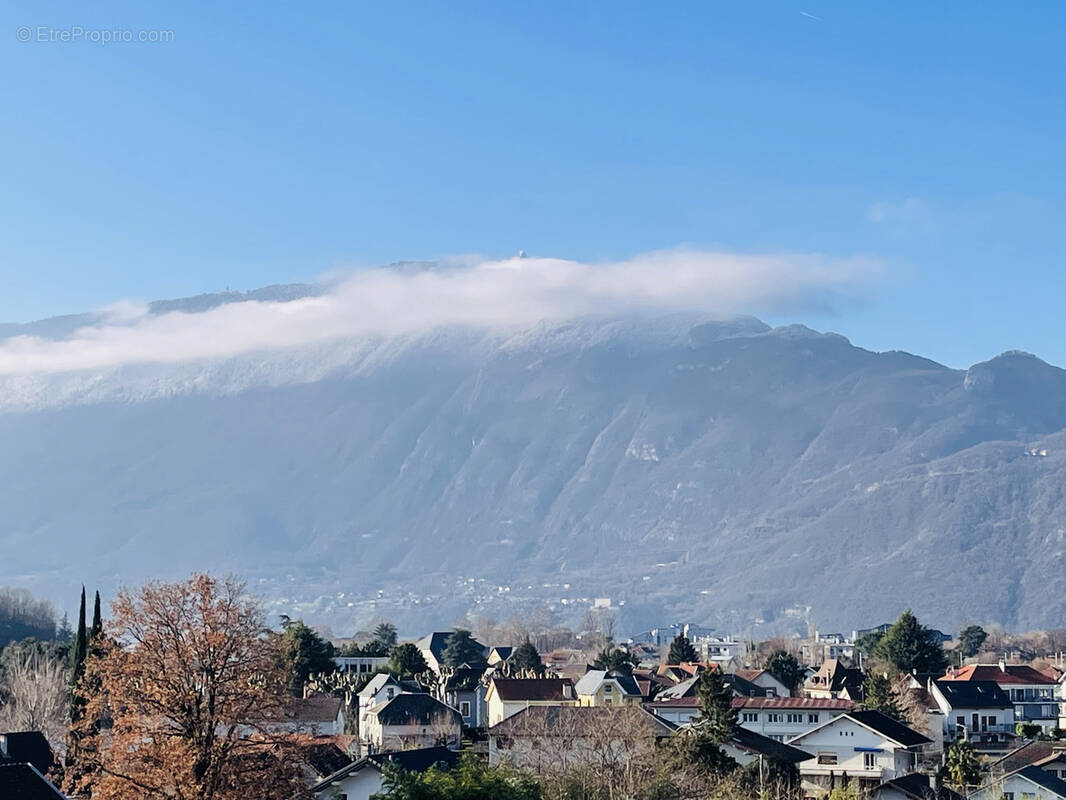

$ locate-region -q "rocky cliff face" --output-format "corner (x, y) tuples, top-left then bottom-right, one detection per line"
(2, 296), (1064, 632)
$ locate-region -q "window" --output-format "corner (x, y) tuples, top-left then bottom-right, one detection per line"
(787, 713), (803, 724)
(817, 752), (838, 765)
(603, 684), (612, 692)
(742, 712), (758, 723)
(863, 753), (876, 770)
(386, 688), (395, 700)
(459, 701), (471, 717)
(808, 713), (819, 724)
(767, 713), (781, 722)
(1002, 793), (1013, 800)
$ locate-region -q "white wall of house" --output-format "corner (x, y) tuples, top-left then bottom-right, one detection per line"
(362, 715), (460, 752)
(358, 683), (403, 741)
(738, 708), (844, 742)
(788, 717), (917, 787)
(969, 771), (1066, 800)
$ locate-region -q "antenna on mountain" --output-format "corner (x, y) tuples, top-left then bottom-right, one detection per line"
(516, 250), (528, 259)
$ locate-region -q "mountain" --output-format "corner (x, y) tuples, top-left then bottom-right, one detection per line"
(1, 287), (1065, 635)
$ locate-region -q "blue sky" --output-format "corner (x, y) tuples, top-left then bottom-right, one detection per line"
(2, 1), (1063, 368)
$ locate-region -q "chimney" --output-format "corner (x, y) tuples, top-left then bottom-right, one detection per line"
(999, 659), (1007, 672)
(929, 774), (937, 791)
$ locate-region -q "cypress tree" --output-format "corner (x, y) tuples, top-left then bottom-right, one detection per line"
(71, 586), (88, 684)
(90, 591), (102, 641)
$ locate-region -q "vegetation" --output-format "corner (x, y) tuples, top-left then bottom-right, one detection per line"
(668, 633), (699, 664)
(373, 753), (541, 800)
(874, 610), (948, 675)
(511, 638), (544, 674)
(957, 624), (988, 658)
(70, 574), (302, 800)
(388, 641), (430, 678)
(442, 628), (486, 668)
(275, 616), (337, 689)
(943, 738), (982, 788)
(860, 672), (902, 720)
(764, 649), (804, 692)
(0, 587), (56, 650)
(371, 621), (399, 654)
(592, 643), (638, 674)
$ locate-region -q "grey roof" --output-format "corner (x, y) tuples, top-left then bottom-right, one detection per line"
(655, 675), (700, 701)
(488, 705), (677, 736)
(872, 773), (963, 800)
(728, 726), (812, 764)
(933, 679), (1012, 709)
(417, 632), (488, 664)
(0, 763), (66, 800)
(574, 669), (641, 697)
(723, 673), (768, 698)
(358, 673), (400, 698)
(1011, 765), (1066, 798)
(371, 693), (462, 727)
(845, 711), (932, 748)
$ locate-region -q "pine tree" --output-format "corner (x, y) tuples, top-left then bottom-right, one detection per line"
(875, 610), (948, 675)
(441, 629), (485, 668)
(668, 634), (699, 664)
(860, 672), (902, 720)
(510, 638), (544, 675)
(694, 667), (738, 745)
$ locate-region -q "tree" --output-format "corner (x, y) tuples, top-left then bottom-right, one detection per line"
(0, 640), (69, 756)
(861, 672), (902, 720)
(373, 752), (541, 800)
(510, 638), (544, 675)
(957, 625), (988, 659)
(90, 591), (102, 641)
(854, 630), (885, 661)
(71, 574), (301, 800)
(693, 667), (737, 746)
(275, 617), (336, 689)
(388, 642), (429, 678)
(764, 649), (804, 693)
(441, 628), (485, 668)
(70, 587), (88, 684)
(370, 622), (398, 655)
(592, 644), (638, 674)
(943, 738), (982, 788)
(56, 613), (73, 645)
(874, 610), (948, 676)
(668, 634), (699, 664)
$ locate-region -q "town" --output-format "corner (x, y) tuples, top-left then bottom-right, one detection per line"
(3, 577), (1066, 799)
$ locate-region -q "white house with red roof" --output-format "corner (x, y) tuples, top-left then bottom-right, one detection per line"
(940, 662), (1059, 731)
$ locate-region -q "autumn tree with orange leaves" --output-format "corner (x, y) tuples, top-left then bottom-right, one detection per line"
(68, 574), (303, 800)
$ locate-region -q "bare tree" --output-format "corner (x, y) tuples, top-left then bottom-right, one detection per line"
(0, 642), (68, 755)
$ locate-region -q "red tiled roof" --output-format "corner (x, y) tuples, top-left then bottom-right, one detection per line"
(650, 696), (854, 710)
(732, 697), (855, 710)
(941, 665), (1058, 685)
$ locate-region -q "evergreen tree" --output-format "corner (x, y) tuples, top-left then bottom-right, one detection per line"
(875, 610), (948, 675)
(70, 586), (87, 684)
(275, 618), (336, 689)
(667, 634), (699, 664)
(56, 612), (74, 644)
(592, 644), (638, 674)
(693, 667), (738, 745)
(957, 625), (988, 659)
(764, 649), (804, 692)
(441, 629), (485, 668)
(510, 638), (544, 674)
(388, 642), (429, 678)
(860, 672), (902, 720)
(90, 591), (102, 641)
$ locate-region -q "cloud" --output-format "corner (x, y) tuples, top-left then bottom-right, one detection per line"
(0, 250), (882, 376)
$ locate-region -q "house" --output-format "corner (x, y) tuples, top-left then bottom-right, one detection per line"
(868, 773), (963, 800)
(804, 659), (866, 701)
(363, 693), (462, 753)
(484, 677), (576, 727)
(356, 674), (424, 738)
(724, 725), (813, 771)
(333, 655), (389, 676)
(256, 694), (345, 737)
(969, 764), (1066, 800)
(928, 679), (1015, 752)
(0, 763), (66, 800)
(487, 646), (514, 666)
(802, 633), (856, 666)
(691, 635), (746, 665)
(991, 741), (1066, 782)
(416, 632), (487, 674)
(573, 670), (643, 707)
(310, 746), (460, 800)
(0, 731), (58, 777)
(940, 663), (1059, 731)
(487, 705), (676, 769)
(440, 667), (487, 728)
(785, 710), (931, 797)
(737, 668), (792, 698)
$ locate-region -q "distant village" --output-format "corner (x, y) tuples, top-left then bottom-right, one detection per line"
(5, 579), (1066, 800)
